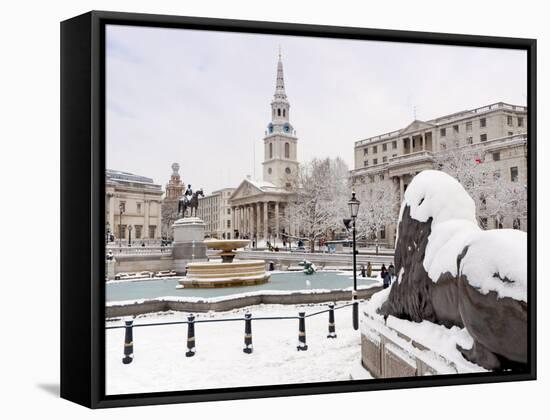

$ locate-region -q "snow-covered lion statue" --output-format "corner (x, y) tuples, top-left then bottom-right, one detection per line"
(379, 170), (527, 370)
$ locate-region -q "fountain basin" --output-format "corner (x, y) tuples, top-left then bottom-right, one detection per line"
(178, 260), (270, 288)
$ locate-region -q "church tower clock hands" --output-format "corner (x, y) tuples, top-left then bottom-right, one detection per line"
(262, 48), (299, 188)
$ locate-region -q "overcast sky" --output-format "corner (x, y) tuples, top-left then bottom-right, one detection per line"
(106, 24), (526, 193)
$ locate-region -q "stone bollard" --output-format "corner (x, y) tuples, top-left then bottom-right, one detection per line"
(186, 314), (196, 357)
(327, 303), (337, 339)
(122, 320), (134, 364)
(297, 312), (308, 351)
(352, 290), (359, 331)
(243, 312), (253, 354)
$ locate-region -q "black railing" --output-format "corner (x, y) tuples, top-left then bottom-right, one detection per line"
(107, 301), (360, 364)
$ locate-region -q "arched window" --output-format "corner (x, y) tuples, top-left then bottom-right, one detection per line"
(269, 143), (273, 159)
(277, 108), (281, 117)
(284, 142), (290, 158)
(283, 109), (286, 117)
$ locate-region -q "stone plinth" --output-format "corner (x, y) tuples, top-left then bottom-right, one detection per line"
(179, 260), (270, 288)
(106, 259), (116, 280)
(172, 217), (207, 275)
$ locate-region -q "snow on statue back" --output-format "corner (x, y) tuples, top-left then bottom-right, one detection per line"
(379, 170), (527, 370)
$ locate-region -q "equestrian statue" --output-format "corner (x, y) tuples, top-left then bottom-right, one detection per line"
(177, 184), (204, 218)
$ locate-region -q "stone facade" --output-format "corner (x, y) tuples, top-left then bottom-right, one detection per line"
(197, 187), (235, 239)
(351, 102), (528, 246)
(105, 169), (163, 241)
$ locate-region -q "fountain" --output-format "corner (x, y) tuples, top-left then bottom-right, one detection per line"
(178, 239), (271, 288)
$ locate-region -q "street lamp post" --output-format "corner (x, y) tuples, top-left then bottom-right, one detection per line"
(128, 225), (133, 247)
(348, 191), (360, 330)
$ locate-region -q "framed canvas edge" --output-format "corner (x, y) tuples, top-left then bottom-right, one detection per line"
(60, 10), (537, 409)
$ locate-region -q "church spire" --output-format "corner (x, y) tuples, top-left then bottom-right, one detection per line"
(274, 47), (287, 101)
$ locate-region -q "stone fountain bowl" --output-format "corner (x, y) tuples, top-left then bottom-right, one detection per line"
(204, 239), (250, 252)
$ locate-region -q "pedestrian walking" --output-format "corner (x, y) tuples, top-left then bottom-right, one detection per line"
(388, 262), (396, 283)
(366, 261), (372, 277)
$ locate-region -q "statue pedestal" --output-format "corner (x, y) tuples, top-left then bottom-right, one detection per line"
(172, 217), (207, 275)
(106, 259), (116, 280)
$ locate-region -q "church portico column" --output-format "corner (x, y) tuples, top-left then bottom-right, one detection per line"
(399, 176), (404, 202)
(263, 201), (269, 241)
(144, 199), (150, 238)
(108, 194), (115, 234)
(256, 203), (261, 239)
(274, 202), (280, 243)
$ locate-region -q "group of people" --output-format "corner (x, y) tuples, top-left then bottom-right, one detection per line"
(380, 263), (396, 288)
(359, 261), (396, 288)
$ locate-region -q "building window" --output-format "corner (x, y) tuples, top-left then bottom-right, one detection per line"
(466, 136), (473, 144)
(269, 143), (273, 158)
(380, 174), (384, 181)
(480, 134), (487, 142)
(382, 156), (387, 163)
(373, 145), (378, 153)
(492, 152), (501, 161)
(507, 115), (513, 125)
(453, 125), (459, 133)
(382, 143), (387, 152)
(508, 131), (514, 136)
(510, 166), (519, 182)
(480, 118), (486, 128)
(363, 160), (368, 167)
(227, 220), (231, 228)
(277, 108), (281, 117)
(136, 203), (142, 214)
(227, 208), (231, 215)
(148, 225), (156, 238)
(285, 167), (291, 174)
(283, 109), (286, 117)
(118, 224), (127, 239)
(363, 147), (368, 155)
(392, 154), (397, 157)
(440, 128), (446, 137)
(518, 117), (524, 127)
(285, 142), (290, 158)
(135, 225), (142, 239)
(466, 121), (472, 131)
(119, 201), (126, 213)
(373, 158), (378, 165)
(392, 140), (397, 149)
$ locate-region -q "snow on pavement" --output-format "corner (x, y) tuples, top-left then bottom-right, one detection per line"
(106, 303), (371, 395)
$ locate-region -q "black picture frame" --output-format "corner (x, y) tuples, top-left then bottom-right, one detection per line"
(60, 10), (537, 409)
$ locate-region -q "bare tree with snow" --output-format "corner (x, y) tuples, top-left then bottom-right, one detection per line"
(355, 180), (399, 249)
(283, 157), (349, 252)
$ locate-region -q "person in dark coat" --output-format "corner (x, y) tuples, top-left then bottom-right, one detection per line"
(388, 263), (396, 283)
(381, 264), (390, 288)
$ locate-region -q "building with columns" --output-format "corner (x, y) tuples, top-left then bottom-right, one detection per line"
(105, 169), (163, 241)
(228, 51), (298, 243)
(350, 102), (528, 247)
(161, 162), (185, 239)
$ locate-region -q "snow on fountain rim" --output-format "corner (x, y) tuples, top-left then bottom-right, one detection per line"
(397, 170), (527, 302)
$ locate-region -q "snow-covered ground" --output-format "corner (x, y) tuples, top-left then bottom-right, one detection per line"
(106, 303), (371, 395)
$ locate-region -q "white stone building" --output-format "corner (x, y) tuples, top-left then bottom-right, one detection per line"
(197, 187), (235, 239)
(350, 102), (528, 246)
(105, 169), (163, 241)
(229, 51), (298, 242)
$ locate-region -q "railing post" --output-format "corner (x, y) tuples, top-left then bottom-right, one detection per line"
(186, 314), (196, 357)
(327, 304), (337, 339)
(122, 320), (134, 364)
(243, 312), (253, 354)
(297, 312), (308, 351)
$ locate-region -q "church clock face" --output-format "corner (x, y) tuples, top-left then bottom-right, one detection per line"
(285, 167), (291, 174)
(283, 123), (290, 133)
